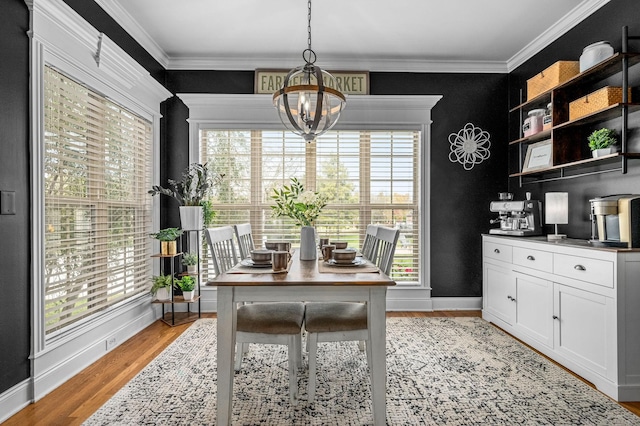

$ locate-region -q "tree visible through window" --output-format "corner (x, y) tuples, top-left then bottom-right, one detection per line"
(200, 129), (420, 283)
(43, 66), (152, 334)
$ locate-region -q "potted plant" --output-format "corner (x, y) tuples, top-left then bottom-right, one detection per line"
(182, 252), (198, 274)
(271, 177), (328, 260)
(588, 128), (618, 158)
(177, 275), (196, 300)
(148, 163), (223, 231)
(150, 227), (183, 255)
(150, 274), (173, 301)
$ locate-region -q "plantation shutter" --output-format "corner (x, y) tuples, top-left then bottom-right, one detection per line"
(200, 129), (419, 283)
(44, 66), (153, 335)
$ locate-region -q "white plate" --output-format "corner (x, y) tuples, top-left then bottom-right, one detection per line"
(241, 258), (272, 268)
(327, 258), (366, 267)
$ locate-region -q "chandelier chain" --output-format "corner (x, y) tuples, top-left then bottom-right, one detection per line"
(307, 0), (312, 51)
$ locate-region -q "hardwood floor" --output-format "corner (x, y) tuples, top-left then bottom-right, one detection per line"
(5, 311), (639, 425)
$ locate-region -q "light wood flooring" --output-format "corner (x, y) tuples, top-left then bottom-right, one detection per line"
(5, 311), (639, 425)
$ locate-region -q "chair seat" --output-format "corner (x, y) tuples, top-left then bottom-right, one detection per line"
(237, 302), (305, 334)
(304, 302), (367, 333)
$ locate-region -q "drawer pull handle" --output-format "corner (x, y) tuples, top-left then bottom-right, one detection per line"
(574, 264), (586, 271)
(553, 315), (559, 320)
(526, 255), (535, 261)
(494, 249), (500, 254)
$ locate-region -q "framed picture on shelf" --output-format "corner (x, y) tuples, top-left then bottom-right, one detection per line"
(522, 139), (553, 172)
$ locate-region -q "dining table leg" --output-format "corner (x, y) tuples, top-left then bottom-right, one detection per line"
(368, 287), (387, 426)
(217, 286), (236, 425)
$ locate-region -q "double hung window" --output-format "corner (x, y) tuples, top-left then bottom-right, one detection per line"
(200, 129), (419, 283)
(43, 66), (152, 334)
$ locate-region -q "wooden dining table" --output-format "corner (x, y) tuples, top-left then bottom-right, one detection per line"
(209, 251), (395, 425)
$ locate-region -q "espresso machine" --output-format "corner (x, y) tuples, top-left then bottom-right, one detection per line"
(589, 194), (640, 248)
(489, 192), (543, 236)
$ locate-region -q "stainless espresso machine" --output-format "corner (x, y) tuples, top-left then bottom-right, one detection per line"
(489, 192), (543, 236)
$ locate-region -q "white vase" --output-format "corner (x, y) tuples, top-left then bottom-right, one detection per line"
(592, 147), (616, 158)
(179, 206), (203, 231)
(299, 226), (317, 260)
(186, 265), (197, 274)
(182, 290), (195, 301)
(155, 287), (170, 301)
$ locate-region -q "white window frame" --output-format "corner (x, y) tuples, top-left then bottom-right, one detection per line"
(29, 0), (170, 400)
(179, 93), (441, 311)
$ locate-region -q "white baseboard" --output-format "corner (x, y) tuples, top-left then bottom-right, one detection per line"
(0, 379), (31, 423)
(432, 297), (483, 311)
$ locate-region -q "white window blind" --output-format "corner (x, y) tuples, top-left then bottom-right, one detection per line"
(200, 129), (419, 283)
(43, 66), (152, 334)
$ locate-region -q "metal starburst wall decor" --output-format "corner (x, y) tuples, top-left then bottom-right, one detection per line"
(448, 123), (491, 170)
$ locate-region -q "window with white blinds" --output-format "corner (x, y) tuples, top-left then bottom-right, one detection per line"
(200, 129), (419, 283)
(43, 66), (152, 334)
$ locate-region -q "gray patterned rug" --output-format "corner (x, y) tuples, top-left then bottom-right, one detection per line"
(84, 317), (640, 425)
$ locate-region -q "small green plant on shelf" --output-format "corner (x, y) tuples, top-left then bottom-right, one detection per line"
(177, 275), (196, 292)
(588, 128), (617, 151)
(182, 252), (198, 266)
(149, 227), (183, 241)
(150, 274), (173, 297)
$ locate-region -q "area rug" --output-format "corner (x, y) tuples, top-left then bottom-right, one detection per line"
(84, 317), (640, 425)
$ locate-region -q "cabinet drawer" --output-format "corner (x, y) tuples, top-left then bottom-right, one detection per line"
(513, 247), (553, 273)
(553, 253), (614, 288)
(484, 241), (512, 263)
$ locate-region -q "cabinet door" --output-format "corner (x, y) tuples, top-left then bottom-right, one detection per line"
(554, 283), (615, 380)
(514, 273), (553, 348)
(483, 262), (516, 325)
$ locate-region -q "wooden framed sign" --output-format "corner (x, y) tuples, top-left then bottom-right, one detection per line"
(255, 69), (369, 95)
(522, 139), (553, 172)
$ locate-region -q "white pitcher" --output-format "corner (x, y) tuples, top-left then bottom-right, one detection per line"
(299, 226), (317, 260)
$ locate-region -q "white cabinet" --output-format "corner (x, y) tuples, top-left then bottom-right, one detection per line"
(482, 234), (640, 402)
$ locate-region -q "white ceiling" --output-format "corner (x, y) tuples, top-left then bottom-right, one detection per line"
(95, 0), (609, 73)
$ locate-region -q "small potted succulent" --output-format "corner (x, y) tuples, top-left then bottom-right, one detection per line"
(182, 252), (198, 274)
(149, 227), (183, 255)
(177, 275), (196, 301)
(588, 128), (618, 158)
(150, 274), (173, 301)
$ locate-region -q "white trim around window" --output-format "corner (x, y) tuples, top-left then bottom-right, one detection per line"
(178, 93), (441, 311)
(28, 0), (171, 403)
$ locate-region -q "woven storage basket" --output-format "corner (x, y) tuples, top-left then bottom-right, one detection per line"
(527, 61), (579, 101)
(569, 86), (632, 121)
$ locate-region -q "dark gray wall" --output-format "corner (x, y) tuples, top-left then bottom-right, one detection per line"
(2, 0), (637, 396)
(0, 0), (31, 396)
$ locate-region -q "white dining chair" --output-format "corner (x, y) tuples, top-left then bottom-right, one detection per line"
(360, 224), (379, 261)
(304, 225), (400, 402)
(233, 222), (255, 260)
(205, 226), (304, 403)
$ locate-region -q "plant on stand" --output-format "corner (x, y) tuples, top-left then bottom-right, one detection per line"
(150, 274), (173, 301)
(182, 252), (198, 274)
(177, 275), (196, 301)
(150, 227), (184, 255)
(588, 128), (618, 158)
(148, 163), (224, 231)
(271, 177), (328, 260)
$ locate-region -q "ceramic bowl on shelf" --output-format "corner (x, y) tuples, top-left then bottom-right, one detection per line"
(579, 41), (614, 72)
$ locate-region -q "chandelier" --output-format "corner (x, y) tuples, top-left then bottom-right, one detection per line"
(273, 0), (346, 143)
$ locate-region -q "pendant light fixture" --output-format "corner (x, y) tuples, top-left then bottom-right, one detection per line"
(273, 0), (346, 143)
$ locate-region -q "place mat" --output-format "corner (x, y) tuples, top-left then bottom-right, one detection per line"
(227, 257), (292, 274)
(318, 257), (379, 273)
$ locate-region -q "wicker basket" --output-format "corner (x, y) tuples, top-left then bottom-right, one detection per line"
(527, 61), (580, 101)
(569, 86), (632, 121)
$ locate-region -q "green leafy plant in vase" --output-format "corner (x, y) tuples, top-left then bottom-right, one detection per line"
(150, 274), (173, 300)
(182, 252), (198, 274)
(588, 128), (618, 158)
(177, 275), (196, 300)
(150, 227), (183, 255)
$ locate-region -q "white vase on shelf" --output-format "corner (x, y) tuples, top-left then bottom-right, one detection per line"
(299, 226), (317, 260)
(179, 206), (203, 231)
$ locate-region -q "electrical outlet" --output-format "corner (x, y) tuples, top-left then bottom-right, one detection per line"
(105, 336), (117, 351)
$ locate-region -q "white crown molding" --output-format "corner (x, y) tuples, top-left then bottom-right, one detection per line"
(507, 0), (610, 72)
(169, 56), (510, 73)
(93, 0), (170, 69)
